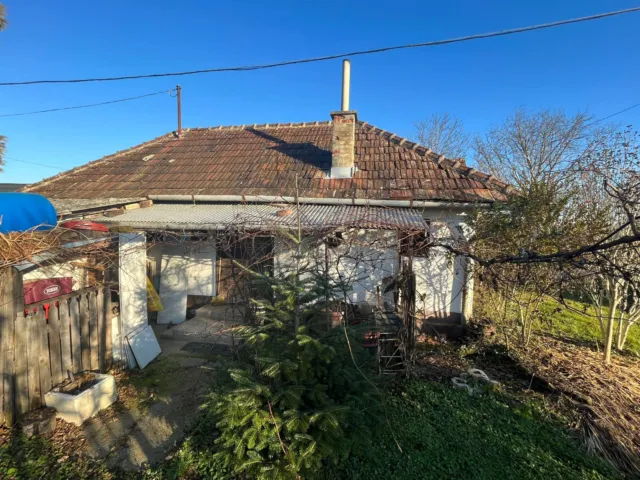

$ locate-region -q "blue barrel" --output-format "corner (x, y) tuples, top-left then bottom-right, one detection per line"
(0, 193), (57, 233)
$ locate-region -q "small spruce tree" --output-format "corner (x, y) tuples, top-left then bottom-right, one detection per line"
(208, 258), (379, 479)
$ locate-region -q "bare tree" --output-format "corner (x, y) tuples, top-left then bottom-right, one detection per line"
(473, 108), (595, 192)
(575, 128), (640, 362)
(414, 113), (470, 159)
(454, 125), (640, 364)
(0, 4), (6, 32)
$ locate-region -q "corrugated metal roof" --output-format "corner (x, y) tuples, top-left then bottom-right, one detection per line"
(97, 203), (428, 230)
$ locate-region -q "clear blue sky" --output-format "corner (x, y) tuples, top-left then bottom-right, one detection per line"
(1, 0), (639, 184)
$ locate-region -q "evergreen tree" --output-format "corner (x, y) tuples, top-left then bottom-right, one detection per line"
(208, 256), (379, 479)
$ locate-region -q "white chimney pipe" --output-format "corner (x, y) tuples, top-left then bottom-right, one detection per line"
(341, 59), (351, 111)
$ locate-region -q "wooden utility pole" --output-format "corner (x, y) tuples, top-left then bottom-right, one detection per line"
(176, 85), (182, 138)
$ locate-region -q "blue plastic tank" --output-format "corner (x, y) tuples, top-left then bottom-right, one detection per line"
(0, 193), (57, 233)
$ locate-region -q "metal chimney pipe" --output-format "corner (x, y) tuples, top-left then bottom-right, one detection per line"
(341, 59), (351, 111)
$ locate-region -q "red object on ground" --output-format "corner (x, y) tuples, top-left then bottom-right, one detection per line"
(60, 220), (108, 232)
(24, 277), (73, 304)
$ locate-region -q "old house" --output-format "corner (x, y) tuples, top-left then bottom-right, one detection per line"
(22, 61), (509, 357)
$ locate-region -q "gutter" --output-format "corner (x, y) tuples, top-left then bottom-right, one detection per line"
(147, 194), (482, 209)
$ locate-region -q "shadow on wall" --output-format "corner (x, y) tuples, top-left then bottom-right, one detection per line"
(414, 250), (465, 323)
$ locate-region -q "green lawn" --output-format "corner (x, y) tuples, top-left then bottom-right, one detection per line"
(539, 298), (640, 354)
(326, 381), (615, 480)
(1, 379), (616, 480)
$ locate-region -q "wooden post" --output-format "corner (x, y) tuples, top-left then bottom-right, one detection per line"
(0, 268), (21, 425)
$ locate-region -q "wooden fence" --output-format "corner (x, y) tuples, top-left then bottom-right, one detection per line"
(0, 267), (113, 426)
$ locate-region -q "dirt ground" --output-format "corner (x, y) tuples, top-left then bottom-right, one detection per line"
(0, 333), (228, 473)
(88, 354), (216, 471)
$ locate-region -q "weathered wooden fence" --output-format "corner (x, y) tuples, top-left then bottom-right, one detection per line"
(0, 267), (113, 426)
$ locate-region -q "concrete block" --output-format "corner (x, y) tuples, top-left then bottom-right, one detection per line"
(44, 374), (117, 426)
(21, 408), (57, 437)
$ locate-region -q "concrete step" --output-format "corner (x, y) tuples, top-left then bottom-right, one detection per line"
(420, 321), (465, 339)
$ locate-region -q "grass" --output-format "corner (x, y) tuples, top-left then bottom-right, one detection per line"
(0, 433), (112, 480)
(326, 380), (616, 480)
(538, 297), (640, 354)
(1, 377), (616, 480)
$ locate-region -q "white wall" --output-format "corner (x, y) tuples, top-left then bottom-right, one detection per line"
(411, 206), (475, 322)
(118, 233), (148, 366)
(329, 230), (398, 306)
(274, 230), (398, 307)
(413, 250), (465, 317)
(23, 258), (88, 290)
(157, 249), (189, 324)
(154, 242), (217, 324)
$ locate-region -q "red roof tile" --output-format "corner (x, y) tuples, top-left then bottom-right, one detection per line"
(25, 121), (509, 203)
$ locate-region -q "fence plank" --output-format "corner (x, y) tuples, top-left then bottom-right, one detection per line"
(69, 297), (82, 374)
(96, 290), (105, 371)
(0, 268), (18, 425)
(104, 288), (113, 368)
(48, 303), (63, 387)
(79, 294), (91, 371)
(35, 307), (51, 403)
(26, 310), (41, 409)
(58, 299), (72, 379)
(88, 291), (99, 371)
(14, 312), (28, 416)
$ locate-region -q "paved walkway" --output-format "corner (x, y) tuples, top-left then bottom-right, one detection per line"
(81, 334), (225, 471)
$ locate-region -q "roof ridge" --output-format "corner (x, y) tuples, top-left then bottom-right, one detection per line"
(186, 121), (332, 132)
(22, 131), (177, 193)
(357, 120), (511, 193)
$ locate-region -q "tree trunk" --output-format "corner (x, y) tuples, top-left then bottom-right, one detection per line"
(615, 311), (625, 351)
(604, 286), (619, 365)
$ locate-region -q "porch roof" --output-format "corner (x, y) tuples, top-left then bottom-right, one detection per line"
(96, 203), (429, 231)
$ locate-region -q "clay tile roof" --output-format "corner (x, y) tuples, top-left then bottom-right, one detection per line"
(24, 121), (508, 203)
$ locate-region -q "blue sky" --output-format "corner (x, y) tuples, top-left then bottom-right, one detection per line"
(1, 0), (639, 184)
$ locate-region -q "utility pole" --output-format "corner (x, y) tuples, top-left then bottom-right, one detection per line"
(176, 85), (182, 138)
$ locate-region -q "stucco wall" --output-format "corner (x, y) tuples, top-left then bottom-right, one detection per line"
(411, 206), (475, 323)
(413, 250), (465, 317)
(22, 258), (89, 291)
(273, 230), (398, 307)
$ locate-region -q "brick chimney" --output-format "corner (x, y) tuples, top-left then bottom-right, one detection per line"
(330, 59), (357, 179)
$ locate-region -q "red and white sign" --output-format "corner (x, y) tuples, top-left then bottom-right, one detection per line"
(24, 278), (73, 304)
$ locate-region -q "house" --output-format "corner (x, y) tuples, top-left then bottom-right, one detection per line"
(0, 183), (27, 192)
(22, 61), (509, 353)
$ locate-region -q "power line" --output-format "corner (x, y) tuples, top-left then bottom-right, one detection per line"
(0, 89), (174, 117)
(4, 156), (63, 169)
(1, 7), (639, 87)
(588, 103), (640, 126)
